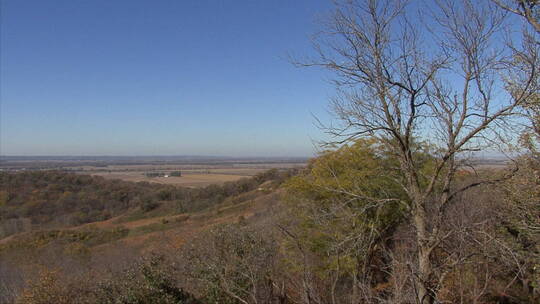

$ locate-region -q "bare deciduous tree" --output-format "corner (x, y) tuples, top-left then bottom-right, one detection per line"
(182, 223), (282, 304)
(297, 0), (539, 302)
(491, 0), (540, 33)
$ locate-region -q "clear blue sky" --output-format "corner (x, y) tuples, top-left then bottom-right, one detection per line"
(1, 0), (334, 157)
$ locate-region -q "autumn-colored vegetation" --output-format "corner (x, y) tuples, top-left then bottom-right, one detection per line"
(0, 168), (297, 303)
(0, 169), (294, 238)
(2, 0), (539, 303)
(1, 143), (538, 303)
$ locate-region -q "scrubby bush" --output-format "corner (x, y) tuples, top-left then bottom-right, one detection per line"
(17, 255), (200, 304)
(140, 197), (160, 212)
(90, 254), (199, 304)
(182, 223), (280, 304)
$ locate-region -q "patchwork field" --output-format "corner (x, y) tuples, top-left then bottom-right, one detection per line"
(89, 171), (251, 187)
(0, 156), (307, 187)
(77, 163), (305, 187)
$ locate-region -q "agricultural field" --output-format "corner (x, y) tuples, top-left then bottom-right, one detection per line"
(88, 172), (249, 187)
(0, 156), (307, 187)
(76, 163), (305, 187)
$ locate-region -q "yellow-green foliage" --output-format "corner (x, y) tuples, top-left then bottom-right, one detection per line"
(283, 138), (408, 277)
(286, 138), (407, 227)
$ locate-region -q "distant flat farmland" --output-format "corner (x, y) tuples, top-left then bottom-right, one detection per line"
(79, 163), (305, 187)
(0, 156), (307, 187)
(89, 171), (251, 187)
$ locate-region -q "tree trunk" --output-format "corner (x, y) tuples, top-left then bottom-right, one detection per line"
(413, 200), (434, 304)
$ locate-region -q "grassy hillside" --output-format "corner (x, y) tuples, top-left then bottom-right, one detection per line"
(0, 169), (292, 303)
(0, 169), (295, 238)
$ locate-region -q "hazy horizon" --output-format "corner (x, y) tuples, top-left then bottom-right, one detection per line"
(0, 154), (311, 159)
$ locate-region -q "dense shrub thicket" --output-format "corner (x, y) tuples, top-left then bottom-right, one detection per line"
(17, 254), (201, 304)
